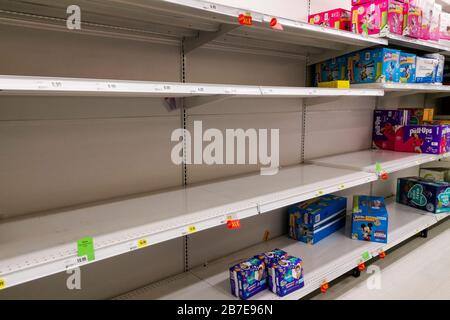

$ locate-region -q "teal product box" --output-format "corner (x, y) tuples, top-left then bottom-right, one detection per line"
(256, 249), (288, 267)
(288, 195), (347, 244)
(400, 52), (416, 83)
(351, 48), (400, 83)
(396, 177), (450, 214)
(321, 56), (348, 82)
(268, 256), (304, 297)
(351, 196), (388, 244)
(229, 256), (267, 300)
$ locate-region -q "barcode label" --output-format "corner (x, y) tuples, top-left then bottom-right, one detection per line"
(76, 255), (88, 264)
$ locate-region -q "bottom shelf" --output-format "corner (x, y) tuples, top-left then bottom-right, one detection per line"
(115, 200), (447, 300)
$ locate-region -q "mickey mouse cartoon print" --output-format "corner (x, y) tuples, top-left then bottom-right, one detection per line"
(361, 223), (373, 241)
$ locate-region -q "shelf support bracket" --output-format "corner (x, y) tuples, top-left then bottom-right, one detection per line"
(184, 24), (239, 54)
(184, 94), (233, 109)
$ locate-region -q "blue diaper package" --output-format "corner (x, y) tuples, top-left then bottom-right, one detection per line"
(351, 196), (388, 244)
(288, 195), (347, 244)
(400, 52), (416, 83)
(268, 256), (304, 297)
(321, 56), (348, 82)
(424, 53), (445, 84)
(229, 256), (267, 300)
(415, 56), (438, 83)
(256, 249), (288, 267)
(351, 48), (400, 83)
(396, 177), (450, 214)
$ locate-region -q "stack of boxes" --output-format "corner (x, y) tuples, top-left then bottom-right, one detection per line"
(372, 108), (450, 155)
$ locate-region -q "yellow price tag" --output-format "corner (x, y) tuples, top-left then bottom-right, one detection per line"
(340, 184), (345, 189)
(0, 278), (5, 290)
(187, 225), (197, 234)
(317, 190), (324, 196)
(137, 239), (148, 248)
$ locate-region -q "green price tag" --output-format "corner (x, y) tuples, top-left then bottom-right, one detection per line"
(77, 237), (95, 262)
(361, 251), (370, 261)
(375, 162), (382, 174)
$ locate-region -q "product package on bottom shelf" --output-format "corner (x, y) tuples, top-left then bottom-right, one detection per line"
(288, 195), (347, 245)
(351, 196), (388, 244)
(420, 167), (450, 182)
(229, 249), (303, 299)
(397, 177), (450, 214)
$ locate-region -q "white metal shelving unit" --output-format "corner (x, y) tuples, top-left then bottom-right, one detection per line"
(115, 199), (443, 300)
(352, 83), (450, 98)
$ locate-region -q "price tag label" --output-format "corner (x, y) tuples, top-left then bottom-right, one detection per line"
(137, 239), (148, 249)
(187, 225), (197, 234)
(316, 190), (324, 196)
(238, 13), (253, 25)
(77, 237), (95, 262)
(227, 220), (241, 229)
(361, 251), (370, 262)
(0, 278), (5, 290)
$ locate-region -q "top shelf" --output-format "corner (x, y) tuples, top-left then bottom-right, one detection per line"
(382, 32), (450, 56)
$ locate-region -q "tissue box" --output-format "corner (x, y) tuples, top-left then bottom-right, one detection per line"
(351, 196), (388, 244)
(420, 168), (450, 182)
(400, 52), (416, 83)
(415, 56), (438, 83)
(372, 109), (409, 150)
(424, 53), (445, 84)
(309, 8), (351, 31)
(397, 177), (450, 214)
(256, 249), (288, 267)
(394, 125), (448, 154)
(268, 256), (304, 297)
(230, 256), (267, 300)
(351, 48), (400, 83)
(288, 195), (347, 244)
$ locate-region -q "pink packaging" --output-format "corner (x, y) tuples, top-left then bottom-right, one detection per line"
(352, 0), (406, 4)
(403, 3), (422, 38)
(419, 0), (435, 40)
(429, 3), (442, 41)
(352, 0), (404, 36)
(309, 8), (351, 31)
(439, 12), (450, 43)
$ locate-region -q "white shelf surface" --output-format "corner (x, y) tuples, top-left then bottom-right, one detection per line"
(308, 150), (443, 174)
(352, 83), (450, 97)
(0, 0), (387, 61)
(117, 200), (445, 300)
(0, 164), (375, 289)
(0, 75), (385, 99)
(382, 32), (450, 56)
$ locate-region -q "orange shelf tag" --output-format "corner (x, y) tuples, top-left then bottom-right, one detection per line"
(320, 281), (329, 294)
(227, 220), (241, 229)
(379, 251), (386, 259)
(238, 13), (253, 26)
(358, 262), (366, 271)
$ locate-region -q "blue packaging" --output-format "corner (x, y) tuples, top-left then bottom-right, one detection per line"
(400, 53), (416, 83)
(288, 195), (347, 244)
(229, 256), (267, 300)
(415, 56), (438, 83)
(351, 48), (400, 83)
(321, 56), (348, 82)
(424, 53), (445, 84)
(351, 196), (388, 244)
(256, 249), (288, 267)
(268, 256), (304, 297)
(396, 177), (450, 214)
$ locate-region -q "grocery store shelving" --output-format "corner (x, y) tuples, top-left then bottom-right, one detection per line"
(352, 83), (450, 98)
(0, 0), (387, 62)
(308, 149), (444, 174)
(115, 200), (445, 300)
(0, 164), (376, 289)
(382, 32), (450, 56)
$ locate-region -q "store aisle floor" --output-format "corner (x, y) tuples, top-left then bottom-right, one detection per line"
(312, 218), (450, 300)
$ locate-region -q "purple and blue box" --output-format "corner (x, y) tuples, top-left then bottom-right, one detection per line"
(394, 125), (450, 155)
(351, 196), (388, 244)
(350, 48), (400, 83)
(288, 195), (347, 244)
(230, 249), (304, 299)
(397, 177), (450, 214)
(372, 109), (409, 151)
(268, 256), (304, 297)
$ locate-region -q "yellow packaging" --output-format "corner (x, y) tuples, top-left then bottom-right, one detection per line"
(318, 80), (350, 88)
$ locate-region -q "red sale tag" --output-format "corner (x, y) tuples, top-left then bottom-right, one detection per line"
(227, 220), (241, 229)
(238, 13), (252, 26)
